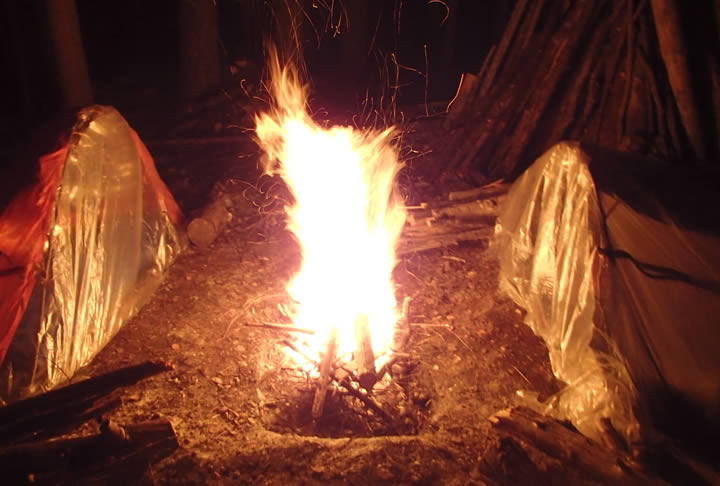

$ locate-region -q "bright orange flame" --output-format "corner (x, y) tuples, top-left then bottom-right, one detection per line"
(255, 53), (406, 366)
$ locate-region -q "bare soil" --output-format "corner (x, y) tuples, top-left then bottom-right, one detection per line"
(83, 119), (562, 485)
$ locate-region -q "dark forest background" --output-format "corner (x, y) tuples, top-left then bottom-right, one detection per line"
(0, 1), (508, 144)
(1, 0), (718, 181)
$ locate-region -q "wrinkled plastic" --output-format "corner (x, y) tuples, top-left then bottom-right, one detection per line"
(494, 142), (639, 441)
(1, 106), (185, 400)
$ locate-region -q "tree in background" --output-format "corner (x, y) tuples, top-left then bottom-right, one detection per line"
(178, 0), (222, 100)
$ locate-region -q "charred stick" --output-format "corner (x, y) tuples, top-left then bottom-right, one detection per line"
(335, 377), (397, 429)
(354, 315), (377, 391)
(311, 328), (338, 420)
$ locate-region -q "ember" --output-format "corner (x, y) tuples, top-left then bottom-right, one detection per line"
(254, 50), (407, 406)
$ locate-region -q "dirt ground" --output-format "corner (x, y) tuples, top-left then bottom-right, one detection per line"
(82, 114), (563, 485)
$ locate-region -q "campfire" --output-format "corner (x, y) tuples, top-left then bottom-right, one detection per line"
(253, 51), (408, 424)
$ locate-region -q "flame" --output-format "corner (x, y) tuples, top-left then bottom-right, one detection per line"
(254, 53), (406, 366)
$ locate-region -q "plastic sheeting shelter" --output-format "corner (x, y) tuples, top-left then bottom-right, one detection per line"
(0, 106), (185, 401)
(495, 142), (720, 446)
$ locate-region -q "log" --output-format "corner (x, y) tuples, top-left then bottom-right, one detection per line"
(481, 407), (671, 486)
(187, 190), (233, 247)
(354, 314), (377, 391)
(0, 419), (178, 485)
(0, 361), (172, 444)
(244, 322), (316, 335)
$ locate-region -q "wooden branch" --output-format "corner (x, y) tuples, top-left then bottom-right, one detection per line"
(311, 328), (338, 420)
(447, 182), (509, 201)
(354, 314), (377, 391)
(0, 419), (178, 485)
(0, 361), (172, 444)
(397, 227), (494, 256)
(244, 322), (316, 335)
(335, 377), (397, 429)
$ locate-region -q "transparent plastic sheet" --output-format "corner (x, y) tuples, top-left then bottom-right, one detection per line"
(494, 142), (639, 442)
(1, 106), (185, 399)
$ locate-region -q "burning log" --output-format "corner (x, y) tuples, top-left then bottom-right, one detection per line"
(311, 328), (338, 420)
(354, 315), (377, 391)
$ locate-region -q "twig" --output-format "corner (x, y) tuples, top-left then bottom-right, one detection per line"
(244, 322), (316, 335)
(513, 366), (532, 386)
(409, 322), (451, 328)
(335, 377), (397, 429)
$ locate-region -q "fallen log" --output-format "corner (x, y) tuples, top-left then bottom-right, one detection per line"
(480, 407), (671, 485)
(0, 418), (178, 486)
(187, 186), (233, 247)
(0, 360), (172, 444)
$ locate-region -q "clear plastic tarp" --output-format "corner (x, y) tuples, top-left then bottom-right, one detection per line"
(0, 106), (185, 400)
(495, 142), (637, 441)
(495, 141), (720, 444)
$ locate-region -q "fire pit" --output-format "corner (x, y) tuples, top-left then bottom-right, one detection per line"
(249, 50), (421, 436)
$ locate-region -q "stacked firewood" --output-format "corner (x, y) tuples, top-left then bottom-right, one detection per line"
(398, 181), (508, 256)
(0, 361), (177, 485)
(437, 0), (718, 181)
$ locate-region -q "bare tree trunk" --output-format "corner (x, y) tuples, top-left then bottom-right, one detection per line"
(45, 0), (93, 109)
(178, 0), (221, 100)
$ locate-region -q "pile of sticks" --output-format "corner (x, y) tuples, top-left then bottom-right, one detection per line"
(397, 181), (509, 256)
(249, 298), (415, 431)
(0, 361), (177, 485)
(438, 0), (690, 181)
